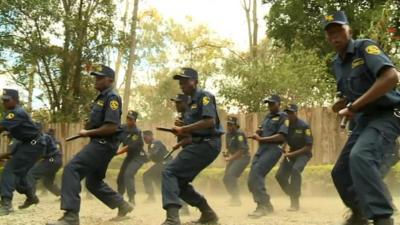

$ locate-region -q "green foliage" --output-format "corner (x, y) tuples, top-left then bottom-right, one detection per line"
(0, 0), (115, 122)
(220, 39), (336, 112)
(263, 0), (398, 54)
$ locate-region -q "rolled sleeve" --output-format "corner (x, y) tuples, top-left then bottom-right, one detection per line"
(278, 118), (289, 136)
(200, 94), (217, 119)
(362, 41), (394, 77)
(104, 96), (122, 125)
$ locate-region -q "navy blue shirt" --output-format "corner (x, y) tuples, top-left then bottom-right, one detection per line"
(147, 139), (168, 163)
(87, 87), (123, 140)
(1, 106), (40, 141)
(120, 124), (145, 158)
(183, 89), (224, 137)
(49, 135), (63, 154)
(287, 119), (313, 156)
(225, 130), (249, 155)
(332, 39), (400, 112)
(43, 133), (61, 157)
(7, 138), (20, 155)
(259, 111), (288, 148)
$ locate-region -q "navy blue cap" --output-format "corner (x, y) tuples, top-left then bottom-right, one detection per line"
(127, 110), (139, 119)
(284, 104), (298, 113)
(173, 67), (198, 80)
(90, 64), (115, 79)
(47, 128), (56, 136)
(263, 95), (281, 104)
(227, 116), (239, 127)
(143, 130), (153, 136)
(2, 89), (19, 101)
(170, 94), (190, 103)
(323, 11), (349, 30)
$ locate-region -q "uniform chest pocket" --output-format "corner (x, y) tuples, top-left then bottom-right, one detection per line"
(346, 67), (375, 97)
(264, 120), (280, 132)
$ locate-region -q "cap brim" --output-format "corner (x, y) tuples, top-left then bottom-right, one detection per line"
(173, 74), (191, 80)
(127, 115), (137, 119)
(1, 95), (12, 100)
(170, 98), (182, 102)
(263, 99), (277, 104)
(324, 21), (348, 30)
(90, 71), (107, 77)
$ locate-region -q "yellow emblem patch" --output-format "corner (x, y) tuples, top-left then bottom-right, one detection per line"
(238, 135), (244, 142)
(272, 117), (279, 121)
(325, 15), (334, 22)
(191, 104), (197, 109)
(352, 58), (365, 69)
(131, 135), (138, 141)
(305, 129), (311, 136)
(284, 119), (289, 126)
(365, 45), (381, 55)
(97, 100), (104, 107)
(110, 100), (119, 110)
(5, 113), (15, 119)
(202, 96), (210, 105)
(150, 144), (154, 148)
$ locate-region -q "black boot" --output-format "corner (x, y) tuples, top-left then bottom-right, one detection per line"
(0, 198), (13, 216)
(374, 218), (394, 225)
(117, 201), (133, 217)
(341, 209), (368, 225)
(287, 196), (299, 212)
(46, 211), (80, 225)
(161, 206), (181, 225)
(195, 200), (218, 224)
(19, 195), (39, 209)
(248, 201), (274, 219)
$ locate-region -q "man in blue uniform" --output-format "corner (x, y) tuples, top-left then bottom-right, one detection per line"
(142, 130), (169, 203)
(161, 68), (223, 225)
(223, 116), (250, 206)
(275, 104), (312, 212)
(117, 110), (146, 206)
(247, 94), (288, 218)
(47, 65), (132, 225)
(0, 89), (46, 216)
(325, 11), (400, 225)
(18, 123), (62, 209)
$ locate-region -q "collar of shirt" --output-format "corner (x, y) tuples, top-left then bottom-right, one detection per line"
(190, 88), (203, 105)
(334, 39), (355, 64)
(97, 86), (114, 99)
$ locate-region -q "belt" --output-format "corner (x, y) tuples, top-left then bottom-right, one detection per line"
(22, 133), (43, 145)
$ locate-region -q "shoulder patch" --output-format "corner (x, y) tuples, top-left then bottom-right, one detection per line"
(5, 112), (15, 120)
(305, 128), (311, 136)
(150, 143), (154, 148)
(272, 117), (279, 121)
(202, 96), (210, 105)
(284, 119), (289, 127)
(365, 45), (381, 55)
(131, 135), (138, 141)
(110, 100), (119, 110)
(238, 135), (244, 142)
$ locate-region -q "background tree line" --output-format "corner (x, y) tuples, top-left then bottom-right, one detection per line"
(0, 0), (398, 123)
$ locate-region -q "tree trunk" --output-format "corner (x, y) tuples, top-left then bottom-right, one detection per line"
(251, 0), (258, 58)
(242, 0), (252, 55)
(114, 0), (130, 88)
(122, 0), (140, 118)
(27, 71), (34, 112)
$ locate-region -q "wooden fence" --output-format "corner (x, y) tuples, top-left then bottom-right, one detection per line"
(0, 107), (348, 166)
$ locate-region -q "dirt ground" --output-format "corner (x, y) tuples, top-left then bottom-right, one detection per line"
(2, 193), (400, 225)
